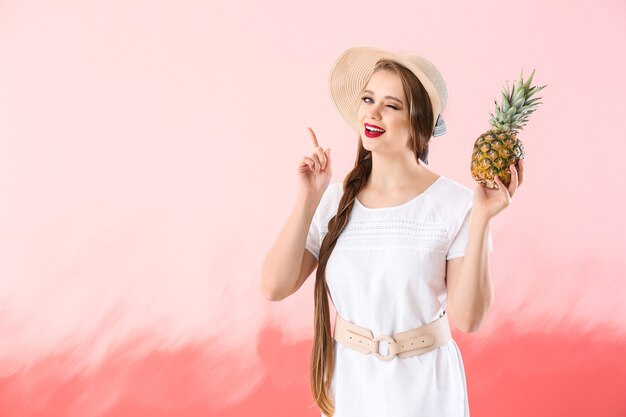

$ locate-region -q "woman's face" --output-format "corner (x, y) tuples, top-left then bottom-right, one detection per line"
(357, 70), (412, 154)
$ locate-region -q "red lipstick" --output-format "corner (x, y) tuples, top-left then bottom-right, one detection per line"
(364, 123), (385, 138)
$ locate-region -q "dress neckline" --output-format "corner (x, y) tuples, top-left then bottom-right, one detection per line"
(355, 176), (445, 211)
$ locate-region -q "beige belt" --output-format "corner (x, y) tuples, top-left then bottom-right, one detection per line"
(333, 311), (452, 361)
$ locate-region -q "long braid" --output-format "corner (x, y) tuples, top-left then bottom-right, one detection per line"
(310, 144), (371, 416)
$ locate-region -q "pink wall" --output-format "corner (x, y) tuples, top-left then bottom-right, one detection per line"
(1, 0), (625, 416)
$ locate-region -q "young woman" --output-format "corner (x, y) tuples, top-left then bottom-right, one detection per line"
(261, 45), (522, 417)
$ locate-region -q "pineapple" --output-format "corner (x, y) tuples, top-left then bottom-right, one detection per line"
(471, 69), (547, 189)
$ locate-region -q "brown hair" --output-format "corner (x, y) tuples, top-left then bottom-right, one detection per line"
(310, 59), (435, 416)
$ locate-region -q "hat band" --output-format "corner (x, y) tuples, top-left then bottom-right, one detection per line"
(432, 114), (446, 137)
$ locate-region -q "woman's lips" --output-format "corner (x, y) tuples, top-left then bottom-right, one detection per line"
(364, 125), (385, 138)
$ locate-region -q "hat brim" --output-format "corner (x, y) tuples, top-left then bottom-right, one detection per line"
(328, 45), (443, 136)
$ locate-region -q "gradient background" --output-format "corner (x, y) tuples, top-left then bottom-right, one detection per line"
(1, 0), (625, 416)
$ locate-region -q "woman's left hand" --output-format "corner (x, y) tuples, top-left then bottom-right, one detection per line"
(473, 159), (524, 220)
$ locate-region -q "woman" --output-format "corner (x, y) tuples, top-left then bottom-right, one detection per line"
(261, 45), (522, 417)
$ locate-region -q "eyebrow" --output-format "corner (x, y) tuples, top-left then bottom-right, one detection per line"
(362, 90), (404, 105)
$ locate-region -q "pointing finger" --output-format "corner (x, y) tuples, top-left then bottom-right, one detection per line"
(307, 127), (320, 149)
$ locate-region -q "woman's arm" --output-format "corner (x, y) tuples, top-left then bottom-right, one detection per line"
(447, 162), (522, 332)
(260, 193), (321, 301)
(445, 211), (494, 333)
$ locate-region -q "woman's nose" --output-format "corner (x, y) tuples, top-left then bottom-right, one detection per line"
(366, 106), (382, 120)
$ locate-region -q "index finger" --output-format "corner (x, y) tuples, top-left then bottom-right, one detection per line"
(307, 127), (320, 149)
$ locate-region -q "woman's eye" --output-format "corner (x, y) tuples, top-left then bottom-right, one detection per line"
(361, 96), (399, 110)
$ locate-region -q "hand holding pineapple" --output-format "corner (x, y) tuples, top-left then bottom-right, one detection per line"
(470, 69), (546, 219)
(472, 158), (524, 220)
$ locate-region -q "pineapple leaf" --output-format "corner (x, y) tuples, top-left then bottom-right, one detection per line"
(525, 97), (542, 106)
(529, 85), (548, 99)
(527, 86), (544, 98)
(513, 89), (525, 104)
(501, 94), (511, 113)
(503, 82), (511, 100)
(522, 69), (536, 91)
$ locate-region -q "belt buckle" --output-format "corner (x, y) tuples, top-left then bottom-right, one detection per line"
(371, 334), (396, 361)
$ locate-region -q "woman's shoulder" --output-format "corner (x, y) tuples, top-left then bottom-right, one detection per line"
(433, 176), (475, 214)
(315, 181), (344, 217)
(438, 176), (473, 198)
(323, 181), (344, 201)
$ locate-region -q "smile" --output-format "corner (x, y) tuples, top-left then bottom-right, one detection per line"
(364, 125), (385, 138)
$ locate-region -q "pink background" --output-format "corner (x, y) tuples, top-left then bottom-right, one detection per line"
(1, 0), (625, 416)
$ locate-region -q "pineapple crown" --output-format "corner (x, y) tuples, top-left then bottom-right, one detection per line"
(490, 68), (547, 132)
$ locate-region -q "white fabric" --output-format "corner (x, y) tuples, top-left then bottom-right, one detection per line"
(305, 176), (493, 417)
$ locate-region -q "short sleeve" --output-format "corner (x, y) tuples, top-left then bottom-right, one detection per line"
(446, 203), (494, 260)
(304, 183), (340, 261)
(305, 205), (322, 261)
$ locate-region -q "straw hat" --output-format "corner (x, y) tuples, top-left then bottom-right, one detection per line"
(328, 45), (448, 139)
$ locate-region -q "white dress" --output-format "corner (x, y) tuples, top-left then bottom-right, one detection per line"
(305, 176), (493, 417)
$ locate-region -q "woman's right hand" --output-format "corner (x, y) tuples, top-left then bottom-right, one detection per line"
(298, 127), (332, 200)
